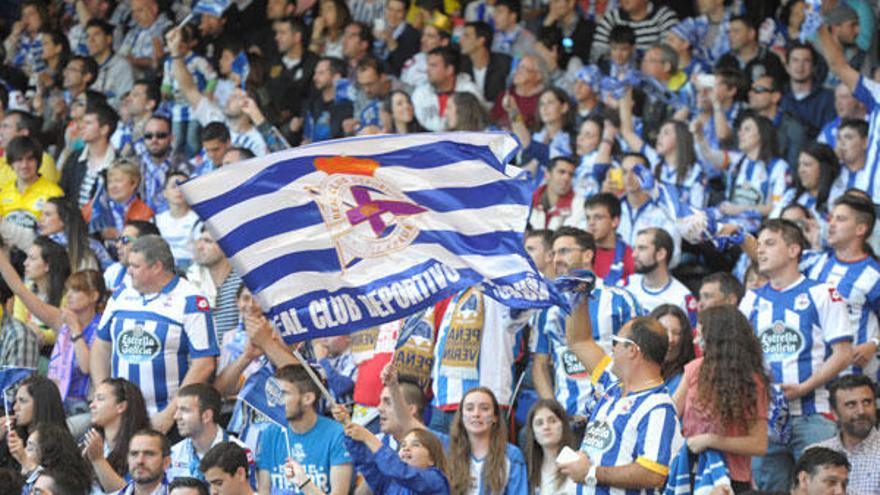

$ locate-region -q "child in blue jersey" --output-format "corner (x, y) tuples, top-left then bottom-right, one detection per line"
(255, 364), (353, 495)
(446, 387), (528, 495)
(329, 404), (449, 494)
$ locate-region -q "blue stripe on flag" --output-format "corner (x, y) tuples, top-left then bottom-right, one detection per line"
(193, 0), (231, 16)
(220, 203), (323, 257)
(190, 141), (513, 219)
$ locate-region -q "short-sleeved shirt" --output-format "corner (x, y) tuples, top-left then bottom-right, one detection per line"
(0, 176), (64, 230)
(739, 276), (853, 415)
(577, 356), (683, 495)
(96, 276), (220, 414)
(256, 416), (352, 494)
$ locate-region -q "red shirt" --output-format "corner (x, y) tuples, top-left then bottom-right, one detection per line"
(593, 243), (634, 284)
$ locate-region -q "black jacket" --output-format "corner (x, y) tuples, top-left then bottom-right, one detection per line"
(461, 52), (513, 103)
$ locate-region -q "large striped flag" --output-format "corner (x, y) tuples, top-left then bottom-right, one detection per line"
(180, 132), (562, 343)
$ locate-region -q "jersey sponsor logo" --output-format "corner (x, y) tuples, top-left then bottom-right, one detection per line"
(794, 293), (810, 311)
(829, 287), (844, 303)
(265, 377), (284, 407)
(759, 321), (804, 359)
(561, 349), (588, 378)
(5, 210), (37, 229)
(117, 325), (162, 363)
(582, 420), (616, 453)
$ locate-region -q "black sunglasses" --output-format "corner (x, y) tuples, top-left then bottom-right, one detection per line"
(144, 132), (170, 140)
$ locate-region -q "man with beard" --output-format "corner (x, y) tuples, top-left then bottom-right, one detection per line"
(255, 365), (353, 495)
(813, 374), (880, 494)
(186, 228), (243, 344)
(624, 227), (696, 325)
(119, 429), (173, 495)
(135, 115), (173, 214)
(167, 29), (268, 158)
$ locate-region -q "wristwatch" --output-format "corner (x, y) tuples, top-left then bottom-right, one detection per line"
(585, 465), (598, 487)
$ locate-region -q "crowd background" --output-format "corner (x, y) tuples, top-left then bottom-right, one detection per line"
(1, 0), (880, 494)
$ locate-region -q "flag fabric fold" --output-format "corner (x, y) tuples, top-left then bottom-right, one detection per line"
(192, 0), (231, 17)
(181, 132), (562, 343)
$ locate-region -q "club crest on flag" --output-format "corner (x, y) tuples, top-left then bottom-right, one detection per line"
(308, 156), (427, 270)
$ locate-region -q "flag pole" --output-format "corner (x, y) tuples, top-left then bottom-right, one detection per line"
(177, 12), (194, 28)
(290, 347), (336, 406)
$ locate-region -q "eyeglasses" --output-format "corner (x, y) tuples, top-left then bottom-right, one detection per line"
(750, 85), (772, 94)
(116, 235), (134, 245)
(611, 334), (639, 350)
(144, 132), (169, 140)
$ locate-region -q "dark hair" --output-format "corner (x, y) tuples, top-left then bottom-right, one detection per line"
(627, 317), (669, 366)
(199, 441), (249, 476)
(66, 270), (107, 313)
(0, 468), (23, 494)
(780, 0), (806, 32)
(786, 41), (818, 66)
(275, 364), (322, 402)
(715, 67), (749, 102)
(524, 399), (575, 493)
(15, 375), (66, 437)
(100, 378), (150, 477)
(540, 87), (574, 135)
(319, 56), (347, 77)
(651, 304), (695, 381)
(356, 56), (385, 77)
(638, 227), (674, 266)
(320, 0), (352, 32)
(200, 121), (231, 144)
(348, 21), (374, 47)
(466, 21), (494, 50)
(700, 272), (745, 304)
(525, 229), (553, 251)
(792, 447), (850, 488)
(538, 26), (571, 69)
(552, 226), (595, 254)
(177, 383), (222, 424)
(382, 90), (424, 133)
(5, 135), (43, 165)
(838, 117), (868, 138)
(131, 428), (172, 457)
(448, 387), (508, 495)
(829, 374), (876, 411)
(795, 142), (840, 215)
(397, 375), (427, 418)
(621, 151), (649, 167)
(448, 92), (488, 131)
(758, 218), (806, 259)
(126, 219), (161, 238)
(833, 192), (877, 241)
(169, 478), (209, 495)
(41, 30), (71, 77)
(494, 0), (521, 21)
(135, 80), (162, 106)
(69, 55), (98, 85)
(609, 25), (636, 45)
(38, 465), (91, 495)
(85, 18), (115, 37)
(21, 0), (50, 31)
(6, 109), (40, 137)
(30, 236), (71, 306)
(548, 155), (576, 172)
(33, 422), (92, 485)
(428, 46), (460, 73)
(0, 86), (8, 112)
(730, 14), (760, 32)
(658, 120), (696, 185)
(84, 101), (119, 136)
(46, 197), (94, 272)
(736, 111), (778, 161)
(274, 16), (308, 42)
(585, 192), (622, 219)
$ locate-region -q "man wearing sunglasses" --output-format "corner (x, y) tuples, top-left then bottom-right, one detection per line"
(747, 73), (807, 170)
(557, 296), (682, 493)
(103, 220), (161, 292)
(135, 114), (174, 214)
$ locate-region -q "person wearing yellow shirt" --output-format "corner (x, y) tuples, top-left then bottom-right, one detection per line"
(0, 136), (64, 232)
(0, 110), (59, 184)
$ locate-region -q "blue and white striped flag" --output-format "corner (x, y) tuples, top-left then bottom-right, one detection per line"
(180, 132), (562, 343)
(231, 51), (249, 90)
(192, 0), (231, 17)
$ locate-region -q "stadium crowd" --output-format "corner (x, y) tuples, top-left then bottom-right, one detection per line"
(2, 0), (880, 493)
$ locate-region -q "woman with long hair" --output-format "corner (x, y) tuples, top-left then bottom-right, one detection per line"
(771, 143), (840, 242)
(672, 305), (770, 493)
(523, 399), (576, 494)
(6, 236), (70, 347)
(383, 90), (426, 134)
(39, 197), (112, 271)
(328, 404), (450, 494)
(651, 304), (696, 394)
(82, 377), (150, 493)
(18, 422), (93, 493)
(619, 90), (703, 212)
(308, 0), (351, 57)
(447, 387), (527, 495)
(446, 92), (490, 132)
(531, 87), (576, 160)
(697, 111), (789, 230)
(0, 375), (67, 471)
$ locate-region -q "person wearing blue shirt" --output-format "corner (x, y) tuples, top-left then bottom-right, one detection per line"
(780, 42), (836, 140)
(739, 219), (853, 491)
(557, 299), (683, 494)
(255, 364), (353, 495)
